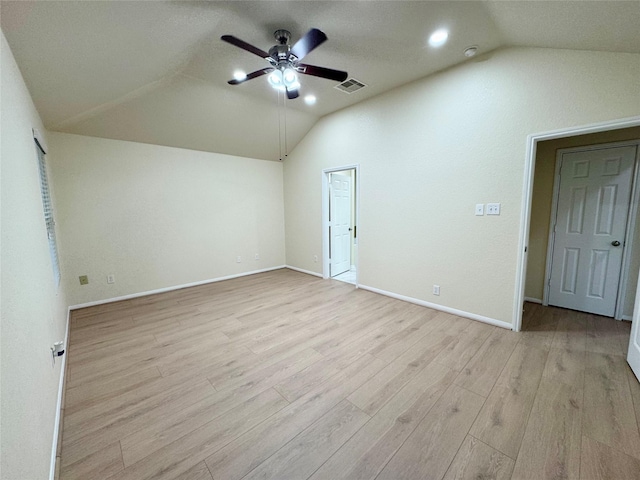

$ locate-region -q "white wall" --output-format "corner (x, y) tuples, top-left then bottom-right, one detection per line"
(1, 31), (69, 480)
(284, 47), (640, 325)
(48, 133), (286, 306)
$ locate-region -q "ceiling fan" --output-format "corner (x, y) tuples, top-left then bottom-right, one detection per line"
(221, 28), (348, 99)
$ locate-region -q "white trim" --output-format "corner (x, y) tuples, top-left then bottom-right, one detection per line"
(542, 150), (564, 306)
(524, 297), (543, 304)
(551, 140), (640, 156)
(514, 116), (640, 333)
(285, 265), (323, 278)
(322, 165), (360, 286)
(622, 315), (633, 321)
(49, 307), (70, 480)
(616, 144), (640, 319)
(69, 266), (286, 310)
(359, 284), (512, 330)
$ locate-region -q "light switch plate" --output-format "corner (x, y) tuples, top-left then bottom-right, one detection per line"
(475, 204), (484, 216)
(487, 203), (501, 215)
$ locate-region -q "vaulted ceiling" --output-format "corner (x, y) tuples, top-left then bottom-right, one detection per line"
(2, 1), (639, 161)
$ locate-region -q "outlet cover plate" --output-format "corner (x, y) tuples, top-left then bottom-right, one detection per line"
(487, 203), (501, 215)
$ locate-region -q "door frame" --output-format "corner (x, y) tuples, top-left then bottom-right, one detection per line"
(322, 164), (360, 284)
(542, 141), (640, 319)
(513, 115), (640, 332)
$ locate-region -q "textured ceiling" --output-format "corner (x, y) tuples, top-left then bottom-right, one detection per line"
(2, 1), (639, 161)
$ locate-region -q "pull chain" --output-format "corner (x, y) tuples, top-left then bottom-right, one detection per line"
(276, 89), (283, 161)
(284, 92), (288, 158)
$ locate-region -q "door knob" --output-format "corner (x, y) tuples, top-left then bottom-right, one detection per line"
(611, 241), (621, 246)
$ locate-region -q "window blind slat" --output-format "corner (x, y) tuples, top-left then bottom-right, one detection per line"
(35, 141), (61, 286)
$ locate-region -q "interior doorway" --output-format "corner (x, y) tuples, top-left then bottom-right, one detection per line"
(322, 165), (359, 285)
(545, 144), (638, 317)
(522, 127), (640, 327)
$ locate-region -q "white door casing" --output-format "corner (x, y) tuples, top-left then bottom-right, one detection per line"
(330, 173), (352, 277)
(548, 146), (637, 316)
(628, 276), (640, 382)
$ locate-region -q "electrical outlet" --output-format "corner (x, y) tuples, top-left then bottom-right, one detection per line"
(236, 256), (242, 263)
(487, 203), (501, 215)
(475, 204), (484, 216)
(79, 275), (89, 285)
(432, 285), (440, 296)
(107, 274), (115, 284)
(313, 255), (318, 263)
(254, 254), (260, 261)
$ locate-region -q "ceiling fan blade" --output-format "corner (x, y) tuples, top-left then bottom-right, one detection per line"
(297, 63), (348, 82)
(228, 67), (274, 85)
(286, 87), (299, 100)
(221, 35), (270, 59)
(290, 28), (327, 60)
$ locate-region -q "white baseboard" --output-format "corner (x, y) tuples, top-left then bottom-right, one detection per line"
(70, 266), (286, 310)
(285, 265), (323, 278)
(524, 297), (543, 304)
(49, 307), (70, 480)
(358, 284), (513, 330)
(622, 315), (633, 321)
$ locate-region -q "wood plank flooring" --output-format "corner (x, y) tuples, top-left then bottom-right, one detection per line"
(58, 269), (640, 480)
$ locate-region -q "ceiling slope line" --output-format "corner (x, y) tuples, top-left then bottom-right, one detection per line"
(53, 73), (180, 130)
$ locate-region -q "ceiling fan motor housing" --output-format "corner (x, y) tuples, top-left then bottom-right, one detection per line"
(269, 44), (293, 66)
(274, 29), (291, 45)
(270, 30), (300, 70)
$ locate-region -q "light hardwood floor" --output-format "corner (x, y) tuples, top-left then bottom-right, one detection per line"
(58, 269), (640, 480)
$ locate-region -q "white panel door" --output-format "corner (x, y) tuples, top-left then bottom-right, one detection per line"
(628, 277), (640, 382)
(330, 173), (352, 277)
(548, 146), (636, 316)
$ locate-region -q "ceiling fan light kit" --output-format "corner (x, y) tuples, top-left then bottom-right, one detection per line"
(221, 28), (348, 100)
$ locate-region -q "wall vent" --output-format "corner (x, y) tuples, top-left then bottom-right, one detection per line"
(335, 78), (367, 94)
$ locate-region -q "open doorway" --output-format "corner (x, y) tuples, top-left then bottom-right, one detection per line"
(517, 122), (640, 383)
(523, 127), (640, 326)
(322, 165), (359, 285)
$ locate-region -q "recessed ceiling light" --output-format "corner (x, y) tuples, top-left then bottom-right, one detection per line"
(428, 29), (449, 48)
(464, 46), (478, 57)
(233, 70), (247, 81)
(304, 95), (317, 105)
